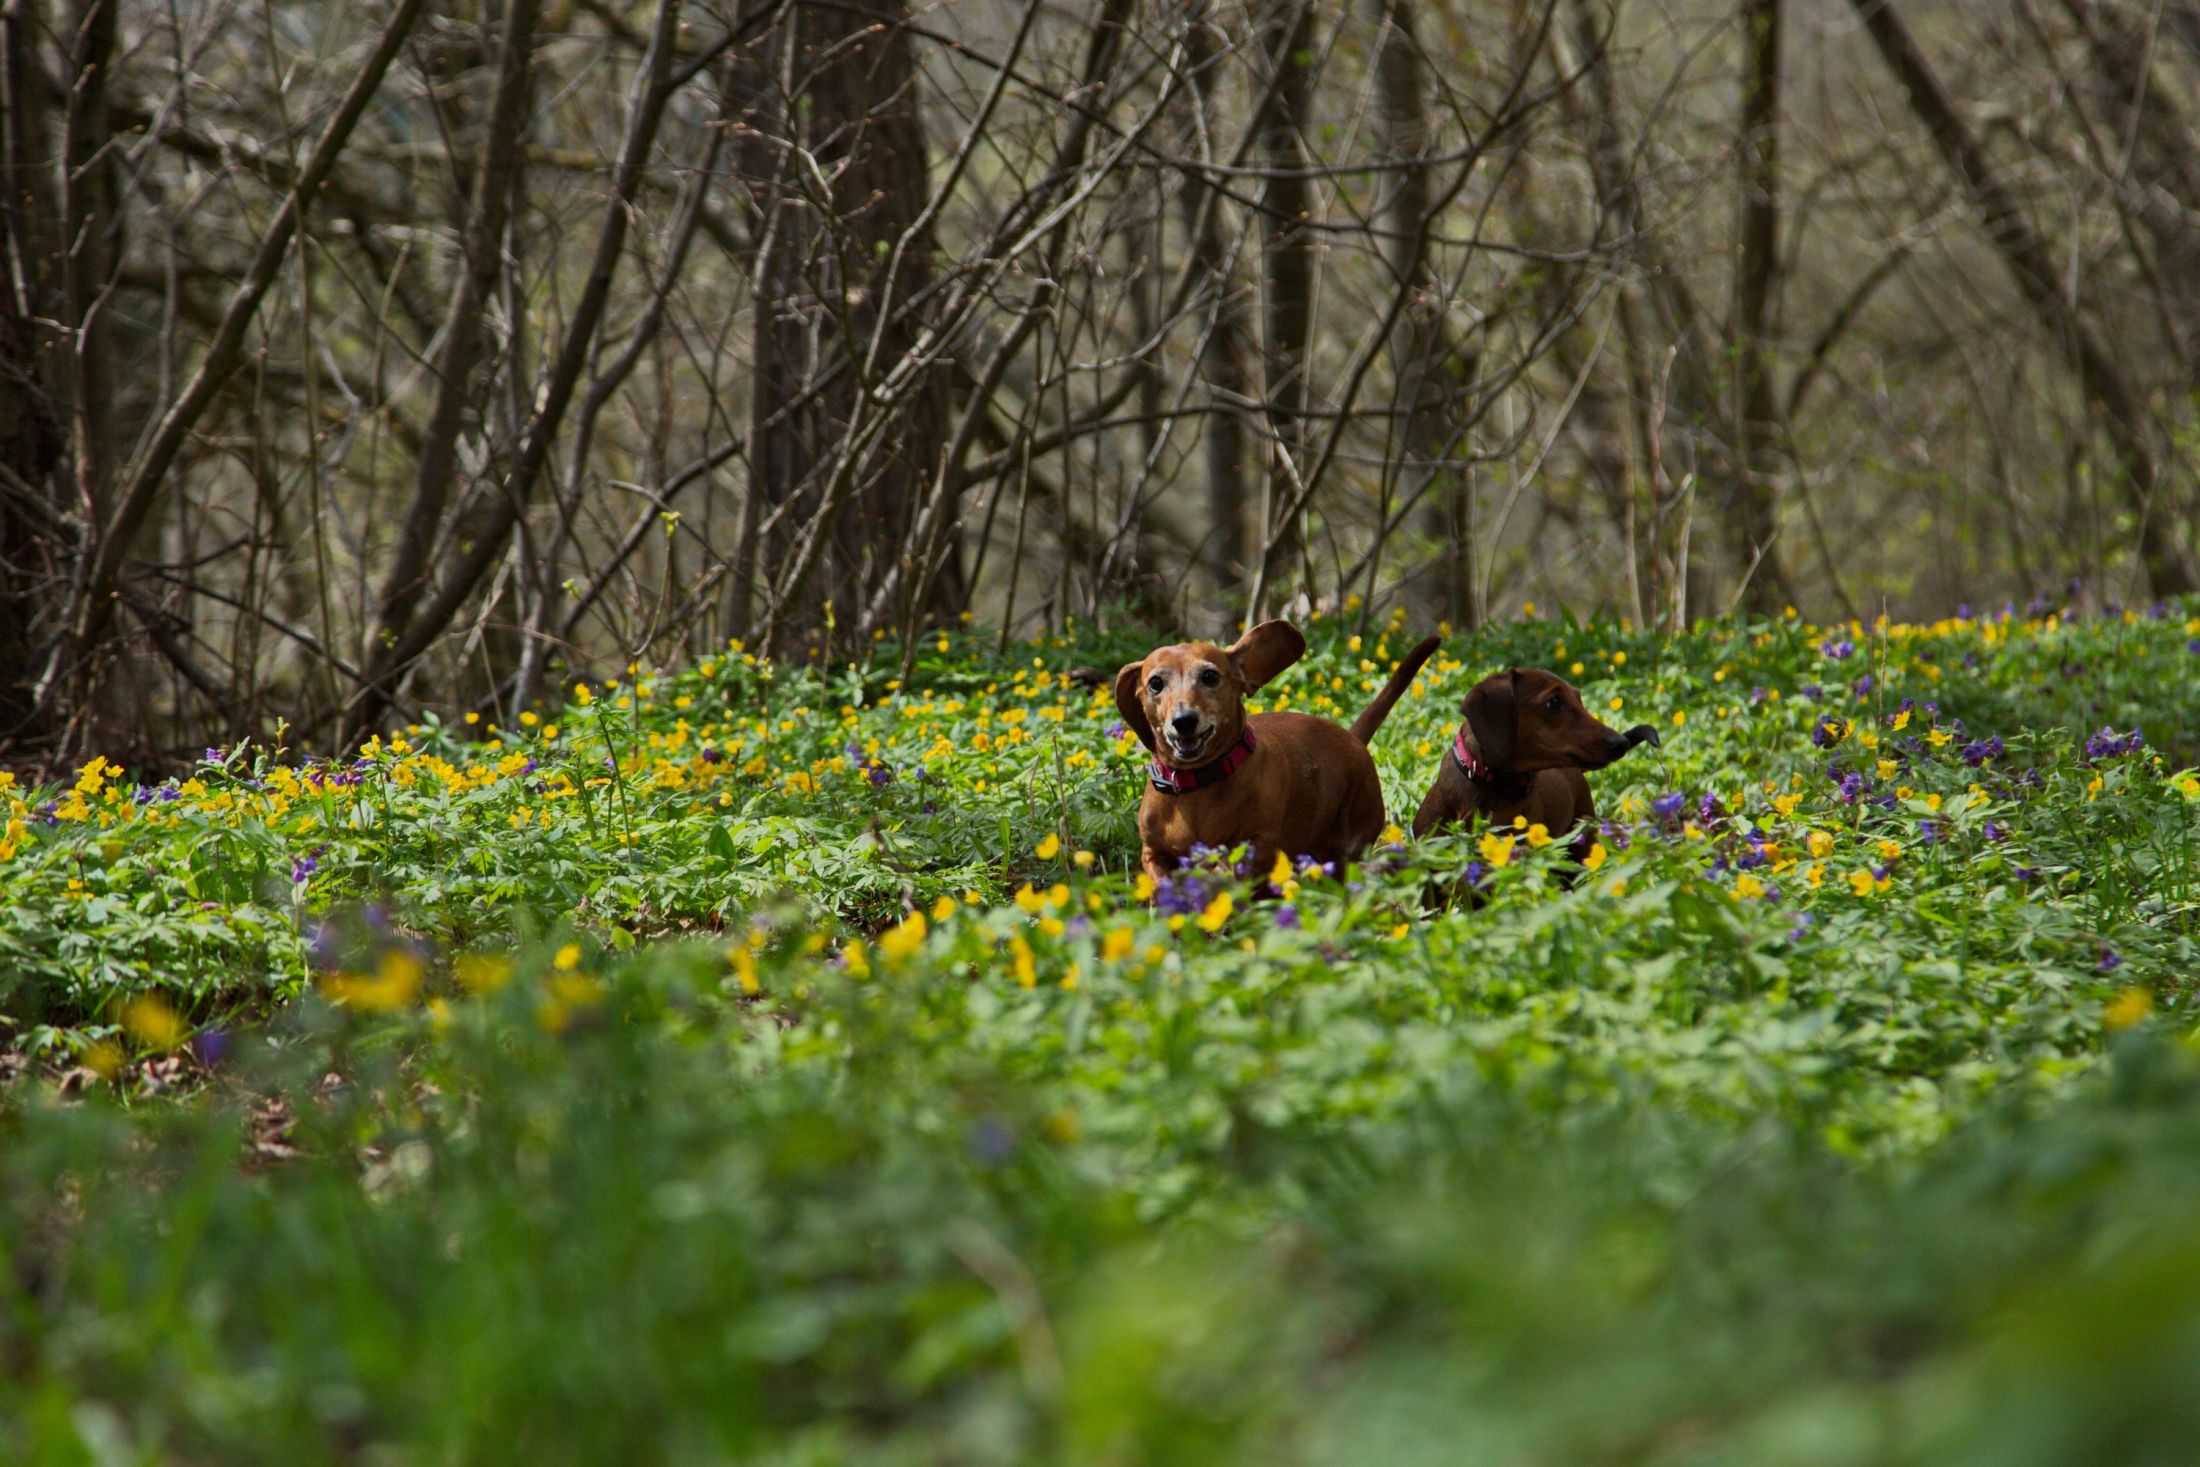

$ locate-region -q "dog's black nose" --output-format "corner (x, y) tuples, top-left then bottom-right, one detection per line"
(1605, 732), (1633, 758)
(1170, 711), (1201, 735)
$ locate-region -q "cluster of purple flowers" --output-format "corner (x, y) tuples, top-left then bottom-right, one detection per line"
(1960, 735), (2003, 766)
(844, 742), (894, 788)
(1819, 637), (1856, 660)
(2083, 727), (2145, 761)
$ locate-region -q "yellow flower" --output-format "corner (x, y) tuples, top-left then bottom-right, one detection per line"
(931, 895), (958, 922)
(1013, 884), (1046, 914)
(1524, 823), (1552, 849)
(1196, 892), (1234, 932)
(729, 944), (760, 994)
(1009, 935), (1036, 988)
(1732, 873), (1766, 900)
(842, 941), (871, 978)
(1806, 863), (1825, 890)
(1582, 843), (1607, 872)
(537, 974), (605, 1032)
(1269, 852), (1295, 887)
(1035, 832), (1061, 860)
(1380, 823), (1406, 845)
(83, 1040), (124, 1079)
(122, 995), (185, 1049)
(554, 943), (583, 971)
(1774, 793), (1800, 818)
(1073, 849), (1095, 868)
(1847, 868), (1888, 896)
(1101, 927), (1135, 962)
(2104, 988), (2153, 1031)
(1807, 830), (1834, 859)
(456, 953), (514, 995)
(323, 949), (423, 1013)
(1876, 839), (1902, 862)
(1891, 708), (1911, 731)
(879, 911), (927, 963)
(1671, 710), (1686, 728)
(1134, 872), (1157, 901)
(1877, 759), (1898, 780)
(1478, 831), (1514, 868)
(2177, 773), (2200, 800)
(574, 683), (593, 706)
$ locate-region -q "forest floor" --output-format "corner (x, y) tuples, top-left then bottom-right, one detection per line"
(5, 602), (2200, 1463)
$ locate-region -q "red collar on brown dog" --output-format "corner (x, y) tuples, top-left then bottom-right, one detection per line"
(1149, 725), (1259, 794)
(1452, 724), (1530, 795)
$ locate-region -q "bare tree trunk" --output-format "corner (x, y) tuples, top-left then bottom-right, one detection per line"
(733, 0), (953, 658)
(1367, 0), (1461, 624)
(368, 0), (542, 665)
(1180, 2), (1249, 621)
(1849, 0), (2194, 597)
(1252, 0), (1316, 616)
(1730, 0), (1799, 613)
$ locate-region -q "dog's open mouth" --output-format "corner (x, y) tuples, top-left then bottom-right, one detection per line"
(1166, 727), (1213, 762)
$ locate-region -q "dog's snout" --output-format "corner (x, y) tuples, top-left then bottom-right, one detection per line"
(1170, 710), (1202, 735)
(1604, 731), (1632, 758)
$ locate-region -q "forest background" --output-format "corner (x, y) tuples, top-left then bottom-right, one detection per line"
(3, 0), (2197, 767)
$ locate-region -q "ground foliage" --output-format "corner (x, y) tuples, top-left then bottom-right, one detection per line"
(4, 600), (2200, 1463)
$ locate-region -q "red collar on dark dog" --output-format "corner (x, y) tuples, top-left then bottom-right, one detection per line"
(1453, 724), (1529, 794)
(1150, 725), (1258, 794)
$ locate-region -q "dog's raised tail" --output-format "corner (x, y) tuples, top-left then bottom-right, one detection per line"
(1349, 633), (1442, 745)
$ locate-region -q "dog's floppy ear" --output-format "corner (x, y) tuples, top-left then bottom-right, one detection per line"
(1463, 669), (1519, 766)
(1113, 662), (1156, 751)
(1225, 620), (1306, 689)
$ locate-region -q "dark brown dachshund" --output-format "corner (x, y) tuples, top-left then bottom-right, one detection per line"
(1412, 667), (1658, 849)
(1117, 621), (1440, 884)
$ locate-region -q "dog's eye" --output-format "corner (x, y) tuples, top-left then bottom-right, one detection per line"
(1147, 675), (1165, 695)
(1545, 695), (1563, 713)
(1198, 668), (1221, 688)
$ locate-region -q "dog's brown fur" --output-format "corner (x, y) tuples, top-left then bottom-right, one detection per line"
(1412, 667), (1656, 852)
(1116, 622), (1440, 884)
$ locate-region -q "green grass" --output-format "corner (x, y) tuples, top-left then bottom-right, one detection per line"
(4, 601), (2200, 1463)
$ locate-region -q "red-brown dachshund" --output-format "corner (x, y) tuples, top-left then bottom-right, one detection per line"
(1117, 621), (1440, 884)
(1412, 666), (1658, 851)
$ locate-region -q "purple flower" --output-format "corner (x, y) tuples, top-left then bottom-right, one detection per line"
(2014, 865), (2039, 882)
(2085, 727), (2145, 760)
(290, 855), (319, 884)
(1787, 912), (1814, 942)
(1812, 717), (1849, 749)
(699, 746), (722, 765)
(1154, 873), (1210, 917)
(2098, 946), (2124, 973)
(191, 1028), (230, 1067)
(1961, 736), (2003, 767)
(1103, 720), (1128, 740)
(1917, 819), (1939, 846)
(867, 765), (893, 788)
(967, 1116), (1015, 1165)
(1820, 637), (1855, 660)
(2187, 639), (2200, 655)
(1800, 684), (1823, 701)
(1462, 860), (1489, 889)
(1852, 674), (1874, 699)
(1274, 904), (1300, 930)
(1600, 820), (1632, 852)
(1650, 792), (1686, 822)
(1983, 820), (2008, 843)
(1837, 773), (1867, 805)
